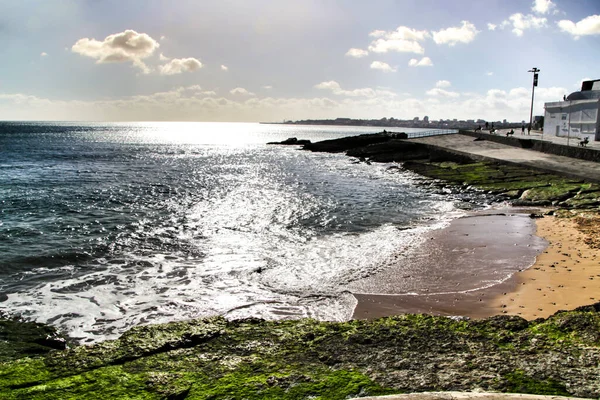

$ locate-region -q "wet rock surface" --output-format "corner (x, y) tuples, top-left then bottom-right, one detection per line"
(267, 137), (312, 145)
(0, 315), (68, 363)
(1, 308), (599, 398)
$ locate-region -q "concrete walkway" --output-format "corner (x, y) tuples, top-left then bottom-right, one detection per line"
(351, 392), (593, 400)
(409, 133), (600, 183)
(482, 128), (599, 150)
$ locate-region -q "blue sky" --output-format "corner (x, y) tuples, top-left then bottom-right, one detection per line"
(1, 0), (599, 122)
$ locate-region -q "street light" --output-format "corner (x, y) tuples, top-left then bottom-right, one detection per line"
(528, 67), (540, 136)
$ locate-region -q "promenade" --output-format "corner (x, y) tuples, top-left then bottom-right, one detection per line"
(408, 131), (600, 183)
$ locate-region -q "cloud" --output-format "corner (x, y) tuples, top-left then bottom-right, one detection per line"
(262, 85), (273, 90)
(504, 13), (547, 36)
(0, 83), (568, 123)
(368, 30), (386, 38)
(436, 80), (451, 88)
(370, 61), (396, 72)
(487, 23), (497, 31)
(558, 15), (600, 38)
(230, 87), (255, 96)
(221, 64), (229, 71)
(432, 21), (479, 45)
(367, 26), (428, 54)
(345, 48), (369, 58)
(159, 57), (203, 75)
(314, 80), (396, 98)
(531, 0), (556, 14)
(486, 72), (494, 76)
(408, 57), (433, 67)
(72, 30), (160, 73)
(159, 53), (169, 61)
(40, 52), (48, 57)
(426, 88), (460, 98)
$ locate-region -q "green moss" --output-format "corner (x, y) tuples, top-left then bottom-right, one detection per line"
(186, 368), (397, 400)
(527, 311), (600, 346)
(2, 309), (600, 398)
(6, 365), (157, 400)
(502, 370), (569, 396)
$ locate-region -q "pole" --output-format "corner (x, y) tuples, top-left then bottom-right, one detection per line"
(567, 100), (571, 146)
(528, 68), (540, 136)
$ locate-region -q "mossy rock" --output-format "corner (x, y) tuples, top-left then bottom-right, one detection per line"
(2, 306), (600, 399)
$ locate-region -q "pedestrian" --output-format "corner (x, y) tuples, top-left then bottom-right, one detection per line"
(485, 122), (489, 130)
(527, 124), (531, 135)
(521, 124), (525, 134)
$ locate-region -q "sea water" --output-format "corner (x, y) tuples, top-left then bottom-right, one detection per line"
(0, 121), (486, 343)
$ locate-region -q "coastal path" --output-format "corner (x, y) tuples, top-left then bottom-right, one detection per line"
(407, 133), (600, 183)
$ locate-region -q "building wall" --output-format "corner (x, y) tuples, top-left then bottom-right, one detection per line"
(544, 100), (599, 141)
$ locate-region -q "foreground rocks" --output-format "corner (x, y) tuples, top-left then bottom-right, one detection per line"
(1, 306), (600, 399)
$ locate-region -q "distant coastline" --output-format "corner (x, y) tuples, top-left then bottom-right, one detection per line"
(261, 117), (527, 130)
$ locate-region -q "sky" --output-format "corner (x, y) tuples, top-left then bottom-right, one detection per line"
(1, 0), (599, 123)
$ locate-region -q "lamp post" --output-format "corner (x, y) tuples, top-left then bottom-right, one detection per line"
(528, 67), (540, 136)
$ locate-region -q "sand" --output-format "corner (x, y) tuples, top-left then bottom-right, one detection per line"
(490, 215), (600, 319)
(352, 212), (600, 321)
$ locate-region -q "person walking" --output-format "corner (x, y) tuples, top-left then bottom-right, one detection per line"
(521, 124), (525, 135)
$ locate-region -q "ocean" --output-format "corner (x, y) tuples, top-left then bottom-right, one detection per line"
(1, 121), (494, 343)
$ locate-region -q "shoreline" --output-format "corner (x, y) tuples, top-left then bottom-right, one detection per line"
(351, 210), (599, 321)
(490, 214), (600, 319)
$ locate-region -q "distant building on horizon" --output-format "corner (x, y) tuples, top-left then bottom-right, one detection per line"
(544, 79), (600, 142)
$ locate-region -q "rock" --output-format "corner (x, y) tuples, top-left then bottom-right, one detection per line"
(303, 133), (392, 153)
(267, 137), (311, 145)
(2, 307), (600, 398)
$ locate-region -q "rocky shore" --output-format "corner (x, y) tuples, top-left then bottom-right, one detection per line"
(1, 306), (600, 398)
(1, 132), (599, 399)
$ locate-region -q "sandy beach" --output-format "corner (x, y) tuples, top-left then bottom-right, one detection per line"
(490, 214), (600, 319)
(352, 211), (600, 321)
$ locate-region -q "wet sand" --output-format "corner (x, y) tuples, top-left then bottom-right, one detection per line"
(490, 215), (600, 319)
(352, 210), (600, 320)
(352, 210), (549, 320)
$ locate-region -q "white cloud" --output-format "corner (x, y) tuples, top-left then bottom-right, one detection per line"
(368, 30), (386, 38)
(369, 38), (424, 54)
(436, 80), (451, 88)
(408, 57), (433, 67)
(426, 88), (460, 98)
(159, 57), (203, 75)
(345, 48), (369, 58)
(432, 21), (479, 45)
(504, 13), (547, 36)
(262, 85), (273, 90)
(160, 36), (166, 41)
(221, 64), (229, 71)
(314, 80), (396, 98)
(159, 53), (170, 61)
(486, 72), (494, 76)
(40, 52), (48, 57)
(72, 30), (160, 73)
(370, 61), (396, 72)
(367, 26), (428, 54)
(487, 23), (497, 31)
(0, 83), (569, 123)
(230, 87), (255, 96)
(558, 15), (600, 38)
(532, 0), (556, 14)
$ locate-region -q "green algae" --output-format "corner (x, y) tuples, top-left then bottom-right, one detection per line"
(403, 160), (600, 209)
(2, 307), (599, 399)
(502, 370), (570, 396)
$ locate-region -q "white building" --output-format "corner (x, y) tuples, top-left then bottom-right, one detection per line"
(544, 79), (600, 142)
